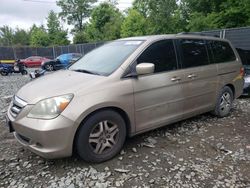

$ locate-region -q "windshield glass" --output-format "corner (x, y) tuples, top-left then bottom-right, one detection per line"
(69, 40), (143, 76)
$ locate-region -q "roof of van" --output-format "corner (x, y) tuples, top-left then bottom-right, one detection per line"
(119, 34), (228, 42)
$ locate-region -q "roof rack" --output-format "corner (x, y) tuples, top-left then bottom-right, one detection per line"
(177, 32), (220, 38)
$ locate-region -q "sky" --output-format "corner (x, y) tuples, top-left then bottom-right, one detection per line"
(0, 0), (133, 31)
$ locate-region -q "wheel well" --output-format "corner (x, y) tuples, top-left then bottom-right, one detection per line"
(72, 107), (131, 153)
(225, 84), (235, 99)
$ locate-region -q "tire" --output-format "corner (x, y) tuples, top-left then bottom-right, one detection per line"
(21, 70), (28, 75)
(75, 110), (126, 163)
(0, 71), (8, 76)
(45, 64), (54, 71)
(213, 86), (233, 118)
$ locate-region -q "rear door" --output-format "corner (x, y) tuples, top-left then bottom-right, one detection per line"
(177, 38), (218, 117)
(132, 39), (185, 132)
(211, 40), (243, 98)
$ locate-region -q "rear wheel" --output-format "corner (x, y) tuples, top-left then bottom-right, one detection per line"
(75, 110), (126, 163)
(45, 64), (54, 71)
(213, 86), (233, 117)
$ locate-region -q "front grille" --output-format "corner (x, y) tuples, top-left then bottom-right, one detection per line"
(10, 96), (27, 118)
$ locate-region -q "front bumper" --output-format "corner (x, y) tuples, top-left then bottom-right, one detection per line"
(7, 104), (76, 159)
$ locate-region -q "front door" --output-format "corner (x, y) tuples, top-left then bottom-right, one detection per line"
(132, 39), (185, 132)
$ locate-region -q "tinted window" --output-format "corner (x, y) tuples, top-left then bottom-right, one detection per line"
(137, 40), (177, 73)
(180, 39), (209, 68)
(211, 41), (236, 63)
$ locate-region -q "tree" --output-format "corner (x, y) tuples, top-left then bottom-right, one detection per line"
(57, 0), (97, 32)
(121, 9), (147, 37)
(13, 28), (31, 46)
(30, 26), (50, 47)
(73, 31), (88, 44)
(0, 25), (14, 46)
(85, 2), (123, 41)
(46, 10), (70, 45)
(133, 0), (179, 34)
(181, 0), (250, 31)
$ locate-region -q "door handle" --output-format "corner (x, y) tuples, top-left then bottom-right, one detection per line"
(187, 74), (197, 79)
(171, 77), (181, 82)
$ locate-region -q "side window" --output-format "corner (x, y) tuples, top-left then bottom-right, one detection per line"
(211, 41), (236, 63)
(180, 39), (209, 68)
(137, 40), (177, 73)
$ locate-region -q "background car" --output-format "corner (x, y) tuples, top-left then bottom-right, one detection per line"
(21, 56), (51, 67)
(41, 53), (82, 71)
(236, 48), (250, 96)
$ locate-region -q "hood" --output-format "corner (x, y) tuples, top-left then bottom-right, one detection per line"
(16, 70), (105, 104)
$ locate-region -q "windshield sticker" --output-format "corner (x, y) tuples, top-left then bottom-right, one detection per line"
(124, 41), (142, 45)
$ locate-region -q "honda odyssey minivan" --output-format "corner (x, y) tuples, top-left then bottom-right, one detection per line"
(6, 34), (244, 162)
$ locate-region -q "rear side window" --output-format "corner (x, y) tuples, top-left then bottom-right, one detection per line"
(137, 40), (177, 73)
(211, 41), (236, 63)
(180, 39), (210, 68)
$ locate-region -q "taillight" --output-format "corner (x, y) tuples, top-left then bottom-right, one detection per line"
(240, 67), (245, 77)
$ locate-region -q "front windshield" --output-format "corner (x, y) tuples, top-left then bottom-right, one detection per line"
(69, 40), (143, 76)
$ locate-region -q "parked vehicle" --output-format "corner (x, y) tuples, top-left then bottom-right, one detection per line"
(0, 60), (28, 76)
(21, 56), (51, 67)
(41, 53), (82, 71)
(29, 69), (46, 79)
(236, 48), (250, 96)
(7, 35), (244, 163)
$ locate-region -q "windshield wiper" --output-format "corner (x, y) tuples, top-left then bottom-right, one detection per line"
(72, 69), (101, 75)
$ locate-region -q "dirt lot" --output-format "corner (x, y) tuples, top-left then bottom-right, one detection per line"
(0, 72), (250, 188)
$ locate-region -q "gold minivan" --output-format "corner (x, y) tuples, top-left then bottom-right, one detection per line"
(6, 34), (244, 162)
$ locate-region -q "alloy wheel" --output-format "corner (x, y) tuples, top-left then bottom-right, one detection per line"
(46, 64), (53, 71)
(219, 92), (231, 114)
(89, 120), (119, 154)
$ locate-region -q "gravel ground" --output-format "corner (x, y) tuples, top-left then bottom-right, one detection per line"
(0, 72), (250, 188)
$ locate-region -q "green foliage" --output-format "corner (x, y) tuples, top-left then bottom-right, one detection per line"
(13, 28), (31, 46)
(121, 9), (147, 37)
(84, 2), (123, 42)
(30, 26), (50, 47)
(2, 0), (250, 46)
(73, 31), (88, 44)
(183, 0), (250, 31)
(0, 26), (14, 46)
(57, 0), (97, 32)
(47, 10), (70, 45)
(133, 0), (179, 34)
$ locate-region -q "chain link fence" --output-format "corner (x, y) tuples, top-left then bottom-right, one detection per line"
(199, 26), (250, 50)
(0, 26), (250, 60)
(0, 42), (105, 60)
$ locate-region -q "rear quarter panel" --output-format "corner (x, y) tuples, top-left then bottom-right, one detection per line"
(216, 60), (244, 99)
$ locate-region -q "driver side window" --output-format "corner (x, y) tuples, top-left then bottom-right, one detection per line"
(137, 40), (177, 73)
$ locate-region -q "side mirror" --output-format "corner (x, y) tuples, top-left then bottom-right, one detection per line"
(136, 63), (155, 75)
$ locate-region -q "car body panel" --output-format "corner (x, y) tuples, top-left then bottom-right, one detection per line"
(41, 53), (82, 71)
(22, 56), (50, 67)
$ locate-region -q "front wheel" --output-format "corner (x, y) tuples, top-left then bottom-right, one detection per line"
(0, 71), (8, 76)
(21, 70), (28, 75)
(213, 86), (233, 117)
(45, 64), (54, 71)
(75, 110), (126, 163)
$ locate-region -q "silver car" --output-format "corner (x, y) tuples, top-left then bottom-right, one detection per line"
(6, 35), (244, 162)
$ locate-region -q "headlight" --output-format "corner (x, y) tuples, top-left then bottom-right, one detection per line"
(27, 94), (73, 119)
